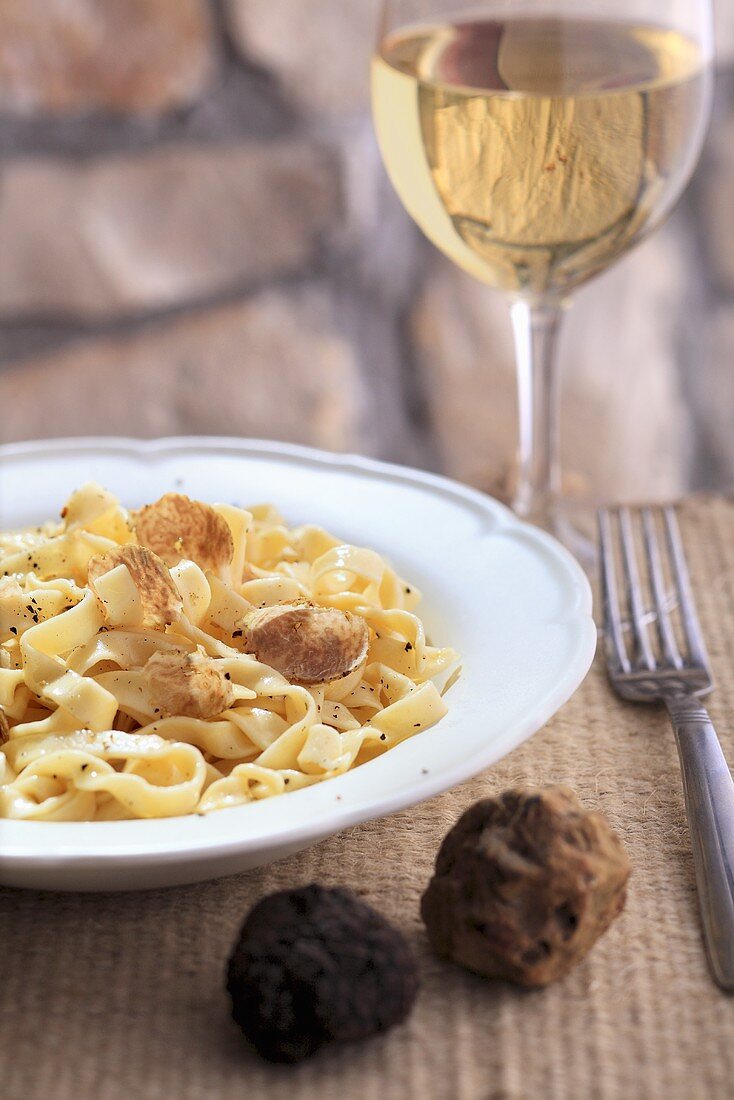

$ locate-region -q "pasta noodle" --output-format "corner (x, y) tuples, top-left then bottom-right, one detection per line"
(0, 485), (457, 821)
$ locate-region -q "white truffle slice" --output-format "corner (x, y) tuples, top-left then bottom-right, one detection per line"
(144, 650), (235, 720)
(242, 603), (369, 684)
(134, 493), (234, 572)
(88, 545), (182, 629)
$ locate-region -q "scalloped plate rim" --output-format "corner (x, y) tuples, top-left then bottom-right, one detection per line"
(0, 436), (596, 887)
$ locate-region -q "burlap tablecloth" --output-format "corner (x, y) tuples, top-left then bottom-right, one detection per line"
(3, 496), (734, 1100)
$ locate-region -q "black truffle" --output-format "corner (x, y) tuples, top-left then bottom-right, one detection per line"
(226, 884), (419, 1063)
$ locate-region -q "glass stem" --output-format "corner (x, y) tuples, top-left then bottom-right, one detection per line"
(510, 299), (564, 529)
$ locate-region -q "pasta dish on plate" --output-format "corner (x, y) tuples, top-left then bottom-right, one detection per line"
(0, 485), (457, 821)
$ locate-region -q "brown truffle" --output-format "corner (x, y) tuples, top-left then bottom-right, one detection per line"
(421, 786), (631, 987)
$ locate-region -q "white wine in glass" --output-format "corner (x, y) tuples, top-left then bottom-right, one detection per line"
(372, 2), (713, 545)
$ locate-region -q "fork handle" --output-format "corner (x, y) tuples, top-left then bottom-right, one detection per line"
(667, 694), (734, 992)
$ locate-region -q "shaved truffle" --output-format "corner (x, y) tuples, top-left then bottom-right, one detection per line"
(0, 707), (9, 745)
(88, 545), (182, 629)
(241, 603), (369, 684)
(144, 650), (235, 720)
(421, 787), (631, 987)
(134, 493), (234, 572)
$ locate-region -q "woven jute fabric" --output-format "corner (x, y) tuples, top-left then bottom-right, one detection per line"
(2, 496), (734, 1100)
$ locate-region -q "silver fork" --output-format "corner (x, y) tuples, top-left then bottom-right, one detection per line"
(599, 505), (734, 992)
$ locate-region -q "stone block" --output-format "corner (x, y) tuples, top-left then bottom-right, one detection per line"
(0, 285), (363, 451)
(695, 303), (734, 484)
(0, 142), (341, 319)
(697, 82), (734, 294)
(562, 227), (693, 503)
(225, 0), (378, 115)
(0, 0), (216, 115)
(717, 5), (734, 64)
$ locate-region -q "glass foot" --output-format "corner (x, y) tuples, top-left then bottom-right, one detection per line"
(513, 492), (596, 573)
(552, 509), (596, 572)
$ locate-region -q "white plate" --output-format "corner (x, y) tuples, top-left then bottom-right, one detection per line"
(0, 437), (595, 891)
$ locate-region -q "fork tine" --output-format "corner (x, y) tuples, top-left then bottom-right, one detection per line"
(618, 507), (656, 670)
(598, 508), (631, 674)
(641, 507), (683, 669)
(663, 506), (709, 668)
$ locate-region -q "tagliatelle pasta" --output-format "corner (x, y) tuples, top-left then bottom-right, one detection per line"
(0, 484), (457, 821)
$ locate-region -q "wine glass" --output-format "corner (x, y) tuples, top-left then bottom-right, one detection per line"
(372, 0), (713, 550)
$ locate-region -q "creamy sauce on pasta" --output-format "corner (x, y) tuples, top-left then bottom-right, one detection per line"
(0, 484), (457, 821)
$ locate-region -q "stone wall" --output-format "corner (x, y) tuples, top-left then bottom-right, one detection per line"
(0, 0), (733, 504)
